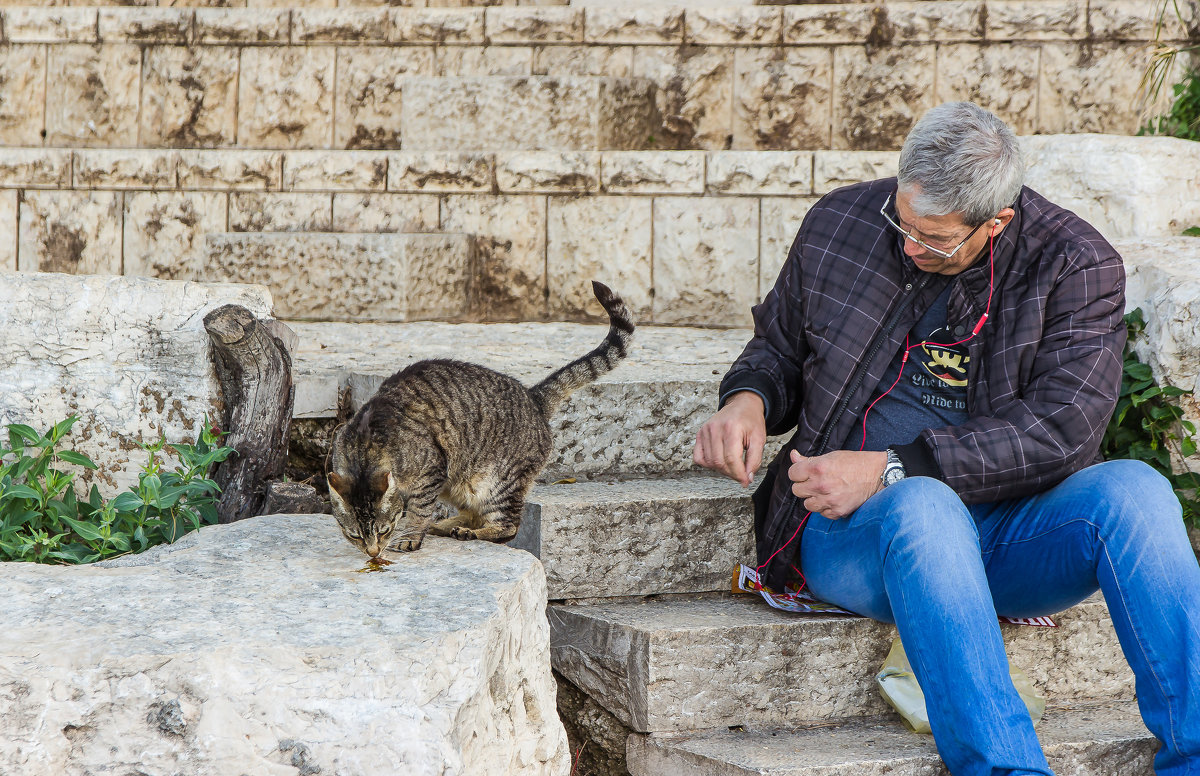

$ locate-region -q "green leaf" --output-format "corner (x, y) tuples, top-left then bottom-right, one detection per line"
(1183, 226), (1200, 237)
(7, 424), (39, 447)
(55, 450), (98, 470)
(2, 484), (40, 502)
(59, 515), (104, 542)
(111, 492), (144, 512)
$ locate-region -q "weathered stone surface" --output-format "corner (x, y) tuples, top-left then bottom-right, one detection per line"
(706, 151), (812, 195)
(335, 47), (434, 150)
(687, 7), (781, 45)
(17, 191), (122, 274)
(434, 45), (534, 76)
(936, 43), (1039, 136)
(584, 7), (683, 44)
(987, 0), (1085, 40)
(0, 46), (45, 146)
(203, 232), (472, 321)
(601, 151), (703, 193)
(178, 149), (282, 190)
(546, 195), (652, 321)
(0, 148), (71, 188)
(389, 151), (495, 192)
(3, 8), (97, 43)
(229, 192), (332, 231)
(123, 192), (228, 279)
(194, 7), (289, 43)
(0, 515), (570, 776)
(141, 45), (239, 148)
(0, 273), (271, 493)
(627, 703), (1153, 775)
(1037, 43), (1146, 136)
(497, 151), (600, 193)
(549, 594), (1133, 732)
(782, 3), (887, 44)
(733, 47), (833, 151)
(813, 150), (898, 194)
(0, 191), (15, 271)
(238, 48), (334, 149)
(46, 45), (140, 146)
(1020, 135), (1200, 240)
(401, 76), (661, 152)
(291, 7), (390, 42)
(389, 7), (485, 43)
(532, 45), (633, 78)
(653, 196), (758, 325)
(73, 149), (179, 189)
(833, 45), (934, 150)
(884, 0), (984, 41)
(1090, 0), (1197, 41)
(759, 197), (817, 299)
(517, 477), (754, 599)
(332, 193), (440, 233)
(98, 7), (192, 43)
(441, 194), (545, 320)
(486, 6), (582, 43)
(283, 150), (389, 191)
(633, 46), (732, 149)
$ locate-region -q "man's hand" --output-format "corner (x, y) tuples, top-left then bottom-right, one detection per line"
(693, 392), (767, 487)
(788, 449), (888, 519)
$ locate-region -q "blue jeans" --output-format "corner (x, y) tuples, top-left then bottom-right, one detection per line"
(799, 460), (1200, 775)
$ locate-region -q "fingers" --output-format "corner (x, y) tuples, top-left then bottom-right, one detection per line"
(693, 412), (766, 487)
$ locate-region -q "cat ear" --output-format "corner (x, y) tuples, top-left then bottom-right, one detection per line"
(328, 472), (350, 498)
(371, 470), (391, 495)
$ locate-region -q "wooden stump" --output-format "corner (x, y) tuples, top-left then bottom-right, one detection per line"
(264, 481), (331, 515)
(204, 304), (295, 524)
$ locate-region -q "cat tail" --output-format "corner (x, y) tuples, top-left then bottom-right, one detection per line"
(530, 281), (635, 418)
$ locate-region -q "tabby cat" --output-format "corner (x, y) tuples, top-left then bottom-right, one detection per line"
(327, 281), (635, 558)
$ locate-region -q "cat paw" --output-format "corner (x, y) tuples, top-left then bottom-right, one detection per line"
(450, 527), (477, 541)
(395, 538), (424, 552)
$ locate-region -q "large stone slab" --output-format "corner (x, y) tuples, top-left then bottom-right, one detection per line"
(0, 273), (272, 494)
(0, 514), (570, 776)
(549, 594), (1134, 733)
(515, 477), (755, 599)
(202, 232), (473, 321)
(400, 76), (662, 151)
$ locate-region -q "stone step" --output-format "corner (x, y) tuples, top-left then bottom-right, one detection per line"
(201, 232), (473, 322)
(625, 700), (1154, 776)
(512, 476), (755, 599)
(548, 594), (1134, 733)
(401, 76), (661, 152)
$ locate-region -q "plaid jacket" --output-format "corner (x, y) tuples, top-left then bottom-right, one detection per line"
(721, 178), (1127, 591)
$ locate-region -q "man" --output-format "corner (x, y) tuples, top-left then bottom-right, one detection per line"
(693, 101), (1200, 775)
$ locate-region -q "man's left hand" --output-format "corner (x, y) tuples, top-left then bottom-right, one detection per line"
(787, 449), (888, 519)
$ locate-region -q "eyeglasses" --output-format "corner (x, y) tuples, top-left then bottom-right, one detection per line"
(880, 193), (987, 260)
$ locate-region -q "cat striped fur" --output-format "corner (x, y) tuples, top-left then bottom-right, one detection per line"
(326, 281), (635, 558)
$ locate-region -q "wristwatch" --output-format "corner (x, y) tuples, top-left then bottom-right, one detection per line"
(881, 448), (907, 487)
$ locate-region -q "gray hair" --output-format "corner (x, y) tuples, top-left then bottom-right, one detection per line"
(897, 102), (1025, 227)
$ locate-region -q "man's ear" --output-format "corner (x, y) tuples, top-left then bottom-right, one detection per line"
(990, 207), (1016, 238)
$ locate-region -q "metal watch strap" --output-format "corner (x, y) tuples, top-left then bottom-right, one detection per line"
(881, 448), (907, 487)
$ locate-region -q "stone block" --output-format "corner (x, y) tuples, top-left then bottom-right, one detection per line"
(389, 151), (495, 192)
(45, 45), (140, 147)
(936, 43), (1039, 136)
(532, 45), (633, 78)
(884, 0), (984, 41)
(17, 191), (122, 275)
(760, 197), (817, 299)
(3, 8), (97, 43)
(0, 274), (272, 493)
(497, 151), (599, 193)
(1038, 43), (1146, 136)
(282, 150), (389, 191)
(177, 150), (282, 191)
(813, 150), (898, 194)
(546, 195), (652, 320)
(292, 8), (390, 42)
(331, 193), (440, 233)
(0, 148), (71, 189)
(653, 196), (757, 326)
(73, 150), (178, 189)
(550, 594), (1132, 732)
(229, 192), (332, 232)
(140, 45), (239, 148)
(238, 48), (334, 149)
(782, 4), (880, 45)
(686, 7), (781, 45)
(0, 191), (15, 271)
(600, 151), (703, 194)
(401, 76), (661, 152)
(194, 8), (289, 43)
(584, 7), (683, 44)
(485, 6), (582, 43)
(633, 46), (732, 150)
(732, 47), (833, 151)
(517, 478), (754, 599)
(123, 192), (227, 280)
(441, 194), (545, 320)
(334, 47), (434, 150)
(98, 8), (192, 43)
(203, 232), (472, 321)
(706, 151), (812, 196)
(1090, 0), (1197, 41)
(987, 0), (1085, 40)
(389, 8), (485, 43)
(0, 46), (45, 147)
(833, 45), (934, 151)
(434, 46), (533, 76)
(0, 515), (570, 774)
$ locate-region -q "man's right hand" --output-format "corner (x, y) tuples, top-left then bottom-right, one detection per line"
(693, 391), (767, 487)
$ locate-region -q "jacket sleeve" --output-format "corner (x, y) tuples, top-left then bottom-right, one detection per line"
(719, 232), (810, 437)
(900, 245), (1127, 503)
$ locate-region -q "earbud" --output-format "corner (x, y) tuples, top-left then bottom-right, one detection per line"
(994, 218), (1001, 225)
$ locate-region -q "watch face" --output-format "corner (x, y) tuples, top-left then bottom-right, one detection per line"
(884, 466), (905, 486)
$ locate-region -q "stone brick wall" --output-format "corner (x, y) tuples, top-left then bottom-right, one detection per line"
(0, 2), (1190, 152)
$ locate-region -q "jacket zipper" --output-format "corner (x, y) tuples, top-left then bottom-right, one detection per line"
(814, 273), (933, 455)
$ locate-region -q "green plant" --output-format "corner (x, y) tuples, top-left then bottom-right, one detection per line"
(1137, 0), (1200, 140)
(1142, 68), (1200, 141)
(1184, 226), (1200, 236)
(1102, 309), (1200, 525)
(0, 416), (235, 564)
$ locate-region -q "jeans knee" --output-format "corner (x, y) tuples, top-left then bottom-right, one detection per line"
(1074, 460), (1182, 535)
(871, 476), (979, 555)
